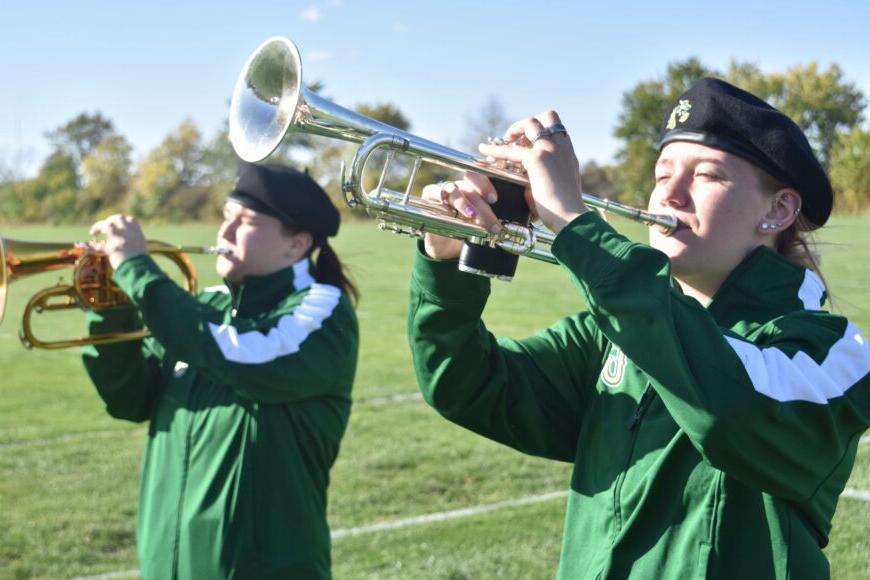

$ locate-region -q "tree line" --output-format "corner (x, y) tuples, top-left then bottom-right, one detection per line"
(1, 58), (868, 225)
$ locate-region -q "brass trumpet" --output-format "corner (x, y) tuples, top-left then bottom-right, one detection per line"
(228, 36), (676, 280)
(0, 235), (225, 349)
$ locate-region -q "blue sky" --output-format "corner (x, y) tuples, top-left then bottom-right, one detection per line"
(2, 0), (868, 176)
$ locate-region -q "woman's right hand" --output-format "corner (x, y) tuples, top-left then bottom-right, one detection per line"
(420, 172), (502, 260)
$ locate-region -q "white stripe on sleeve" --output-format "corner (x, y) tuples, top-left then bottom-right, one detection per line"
(725, 322), (870, 403)
(798, 270), (825, 311)
(208, 283), (341, 364)
(292, 258), (314, 291)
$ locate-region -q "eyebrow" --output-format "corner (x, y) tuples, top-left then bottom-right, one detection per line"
(223, 205), (260, 220)
(656, 156), (729, 169)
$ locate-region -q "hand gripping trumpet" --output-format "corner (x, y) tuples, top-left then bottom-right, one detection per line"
(229, 36), (676, 280)
(0, 235), (226, 349)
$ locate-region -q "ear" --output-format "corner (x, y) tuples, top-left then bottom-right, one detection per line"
(285, 231), (313, 257)
(758, 188), (801, 235)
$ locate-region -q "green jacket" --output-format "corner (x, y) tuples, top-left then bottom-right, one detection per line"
(84, 255), (358, 580)
(408, 212), (870, 579)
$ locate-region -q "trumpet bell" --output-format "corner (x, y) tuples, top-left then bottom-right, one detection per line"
(229, 36), (303, 163)
(1, 235), (82, 324)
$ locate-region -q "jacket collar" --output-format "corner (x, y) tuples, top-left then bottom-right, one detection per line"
(226, 258), (315, 316)
(707, 245), (826, 329)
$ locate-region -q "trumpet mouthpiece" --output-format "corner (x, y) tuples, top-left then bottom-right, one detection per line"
(176, 245), (232, 256)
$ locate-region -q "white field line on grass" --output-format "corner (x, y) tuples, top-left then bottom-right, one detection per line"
(73, 572), (139, 580)
(843, 487), (870, 502)
(73, 490), (568, 580)
(0, 391), (424, 451)
(331, 490), (569, 538)
(67, 486), (870, 580)
(356, 391), (423, 406)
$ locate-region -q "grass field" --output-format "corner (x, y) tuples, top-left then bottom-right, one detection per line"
(1, 216), (868, 579)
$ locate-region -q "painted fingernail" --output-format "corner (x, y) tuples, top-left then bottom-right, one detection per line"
(464, 206), (476, 217)
(487, 193), (498, 204)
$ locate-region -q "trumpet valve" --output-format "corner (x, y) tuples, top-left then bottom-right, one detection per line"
(378, 222), (423, 239)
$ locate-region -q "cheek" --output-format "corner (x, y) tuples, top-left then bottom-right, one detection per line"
(234, 228), (256, 251)
(694, 193), (735, 229)
(703, 201), (758, 238)
(647, 189), (662, 211)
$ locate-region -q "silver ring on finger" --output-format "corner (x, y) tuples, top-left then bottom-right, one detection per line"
(546, 123), (568, 138)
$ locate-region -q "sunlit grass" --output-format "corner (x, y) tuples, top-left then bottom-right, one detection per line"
(1, 216), (868, 578)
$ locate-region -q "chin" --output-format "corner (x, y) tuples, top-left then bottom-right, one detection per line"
(215, 257), (241, 282)
(651, 242), (698, 277)
(649, 234), (683, 260)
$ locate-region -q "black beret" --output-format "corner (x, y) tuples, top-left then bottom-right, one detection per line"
(228, 162), (339, 240)
(658, 78), (833, 228)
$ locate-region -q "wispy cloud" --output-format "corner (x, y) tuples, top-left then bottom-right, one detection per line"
(306, 51), (333, 63)
(301, 6), (321, 22)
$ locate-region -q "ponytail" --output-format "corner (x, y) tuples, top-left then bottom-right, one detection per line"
(282, 223), (360, 305)
(311, 241), (359, 306)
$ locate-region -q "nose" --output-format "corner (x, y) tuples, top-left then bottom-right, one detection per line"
(655, 172), (690, 210)
(218, 219), (238, 244)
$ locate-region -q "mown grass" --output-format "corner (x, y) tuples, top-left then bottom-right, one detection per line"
(0, 216), (868, 579)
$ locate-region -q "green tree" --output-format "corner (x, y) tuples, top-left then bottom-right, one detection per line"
(0, 156), (19, 220)
(829, 125), (870, 212)
(768, 63), (865, 166)
(28, 151), (80, 223)
(726, 61), (865, 166)
(613, 58), (717, 204)
(199, 123), (240, 220)
(0, 178), (26, 221)
(80, 135), (133, 219)
(128, 120), (207, 221)
(44, 112), (116, 170)
(724, 61), (780, 101)
(581, 160), (616, 199)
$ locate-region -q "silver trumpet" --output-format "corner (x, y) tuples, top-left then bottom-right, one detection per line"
(229, 36), (676, 280)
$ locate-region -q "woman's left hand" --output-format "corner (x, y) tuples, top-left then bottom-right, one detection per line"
(478, 110), (587, 233)
(89, 214), (147, 269)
